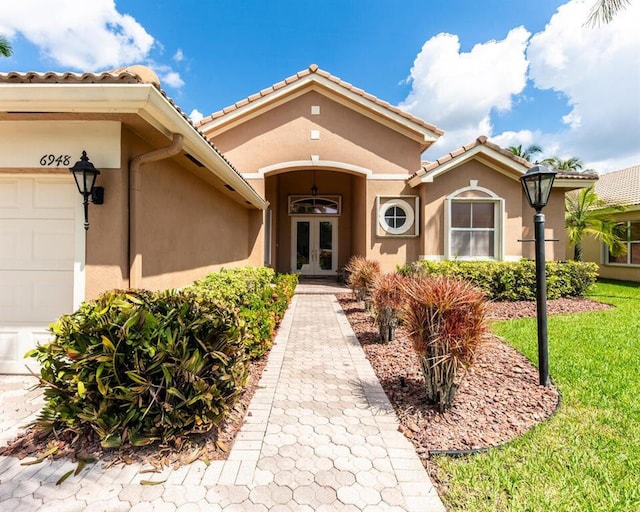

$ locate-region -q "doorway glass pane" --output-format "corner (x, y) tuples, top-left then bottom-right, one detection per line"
(296, 221), (310, 270)
(318, 221), (333, 270)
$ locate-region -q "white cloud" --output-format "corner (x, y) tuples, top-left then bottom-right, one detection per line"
(0, 0), (154, 70)
(173, 49), (184, 62)
(402, 0), (640, 173)
(400, 27), (531, 157)
(526, 0), (640, 171)
(189, 109), (204, 124)
(159, 70), (184, 89)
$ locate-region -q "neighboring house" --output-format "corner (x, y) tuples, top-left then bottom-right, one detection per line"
(580, 165), (640, 282)
(0, 64), (593, 373)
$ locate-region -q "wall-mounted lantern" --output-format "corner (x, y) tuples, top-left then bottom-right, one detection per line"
(520, 164), (557, 387)
(69, 150), (104, 230)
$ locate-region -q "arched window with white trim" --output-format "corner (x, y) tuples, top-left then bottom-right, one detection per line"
(445, 183), (504, 260)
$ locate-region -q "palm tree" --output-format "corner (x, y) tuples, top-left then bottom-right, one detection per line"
(508, 144), (543, 163)
(0, 36), (12, 57)
(586, 0), (632, 26)
(565, 185), (627, 261)
(542, 156), (584, 172)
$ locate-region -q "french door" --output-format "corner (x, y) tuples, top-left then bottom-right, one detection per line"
(291, 217), (338, 276)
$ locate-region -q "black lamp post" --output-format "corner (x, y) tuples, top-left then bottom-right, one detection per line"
(69, 151), (104, 230)
(520, 164), (557, 387)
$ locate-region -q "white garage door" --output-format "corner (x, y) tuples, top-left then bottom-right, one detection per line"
(0, 176), (80, 374)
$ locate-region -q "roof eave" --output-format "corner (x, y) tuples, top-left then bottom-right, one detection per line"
(199, 74), (441, 147)
(0, 83), (267, 209)
(407, 145), (529, 188)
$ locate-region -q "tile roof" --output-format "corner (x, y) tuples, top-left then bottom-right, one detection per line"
(196, 64), (444, 136)
(594, 165), (640, 206)
(0, 66), (255, 196)
(409, 136), (597, 181)
(409, 136), (528, 179)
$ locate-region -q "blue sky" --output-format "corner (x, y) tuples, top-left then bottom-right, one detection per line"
(1, 0), (638, 172)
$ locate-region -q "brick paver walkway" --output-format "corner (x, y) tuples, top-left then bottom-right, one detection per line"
(0, 290), (445, 511)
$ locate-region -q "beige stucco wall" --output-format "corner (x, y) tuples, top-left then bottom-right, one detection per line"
(420, 161), (525, 259)
(209, 90), (426, 274)
(367, 180), (420, 272)
(210, 90), (422, 175)
(417, 161), (567, 262)
(86, 127), (260, 298)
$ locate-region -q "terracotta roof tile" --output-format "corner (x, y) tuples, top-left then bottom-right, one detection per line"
(409, 135), (601, 182)
(0, 67), (257, 196)
(594, 165), (640, 205)
(196, 64), (444, 136)
(409, 136), (531, 179)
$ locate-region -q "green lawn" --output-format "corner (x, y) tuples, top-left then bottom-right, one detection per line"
(434, 280), (640, 511)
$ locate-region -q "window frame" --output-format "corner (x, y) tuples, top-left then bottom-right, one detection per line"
(376, 196), (419, 237)
(444, 184), (504, 261)
(604, 220), (640, 267)
(288, 195), (342, 216)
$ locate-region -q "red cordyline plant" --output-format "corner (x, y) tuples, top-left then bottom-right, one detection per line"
(400, 275), (490, 411)
(345, 256), (381, 307)
(372, 272), (406, 342)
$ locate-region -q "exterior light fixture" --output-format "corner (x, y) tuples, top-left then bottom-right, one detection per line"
(521, 164), (556, 212)
(69, 150), (104, 230)
(520, 164), (557, 387)
(311, 170), (318, 196)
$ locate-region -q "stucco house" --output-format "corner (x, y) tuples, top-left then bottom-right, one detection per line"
(0, 64), (592, 373)
(579, 165), (640, 282)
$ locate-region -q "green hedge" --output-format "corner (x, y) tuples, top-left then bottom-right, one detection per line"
(27, 288), (247, 448)
(189, 267), (298, 358)
(27, 267), (298, 449)
(398, 260), (599, 301)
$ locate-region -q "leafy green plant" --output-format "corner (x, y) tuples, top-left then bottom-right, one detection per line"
(399, 260), (599, 301)
(27, 288), (247, 449)
(371, 272), (406, 342)
(190, 267), (297, 358)
(401, 275), (490, 411)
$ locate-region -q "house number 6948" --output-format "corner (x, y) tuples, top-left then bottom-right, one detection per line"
(40, 154), (71, 166)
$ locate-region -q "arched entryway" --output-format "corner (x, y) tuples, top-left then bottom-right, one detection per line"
(263, 169), (367, 276)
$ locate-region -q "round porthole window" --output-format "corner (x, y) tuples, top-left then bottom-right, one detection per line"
(379, 199), (415, 235)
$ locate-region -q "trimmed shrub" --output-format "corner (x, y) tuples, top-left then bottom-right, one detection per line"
(401, 275), (490, 411)
(399, 260), (599, 301)
(27, 289), (247, 448)
(371, 273), (406, 342)
(190, 267), (297, 358)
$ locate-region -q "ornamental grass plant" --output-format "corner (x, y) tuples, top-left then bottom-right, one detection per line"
(371, 272), (406, 342)
(345, 256), (381, 307)
(401, 275), (490, 411)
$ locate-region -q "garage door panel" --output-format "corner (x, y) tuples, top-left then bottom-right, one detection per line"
(0, 330), (19, 362)
(0, 271), (73, 322)
(33, 180), (77, 215)
(0, 219), (74, 270)
(32, 222), (75, 268)
(32, 273), (74, 320)
(0, 328), (48, 373)
(0, 179), (20, 210)
(0, 177), (77, 374)
(0, 177), (75, 219)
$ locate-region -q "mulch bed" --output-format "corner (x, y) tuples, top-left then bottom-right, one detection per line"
(337, 293), (612, 458)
